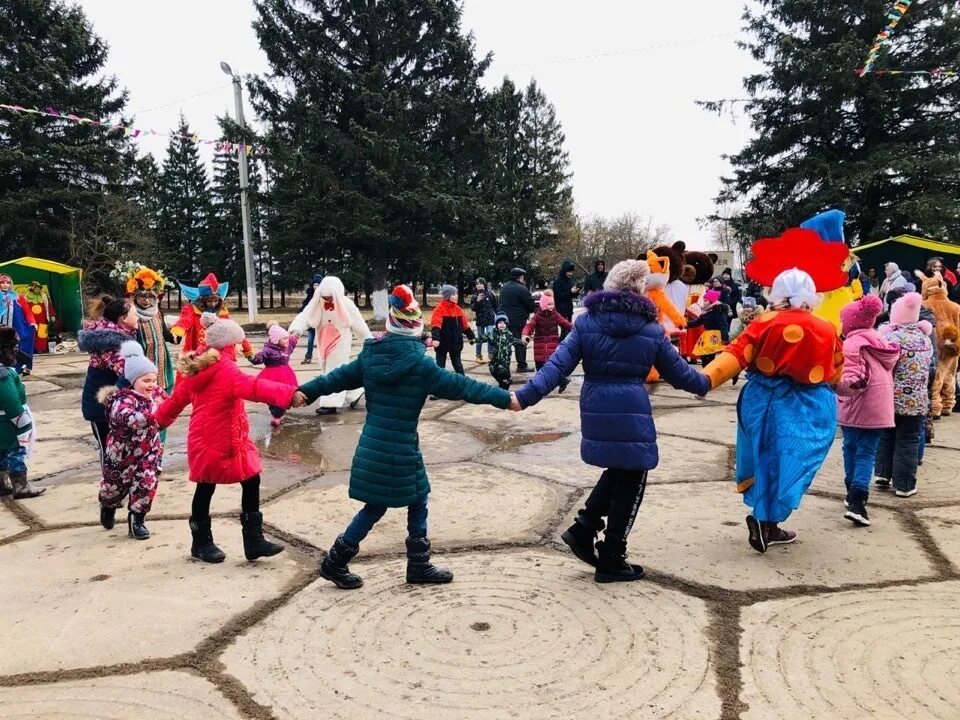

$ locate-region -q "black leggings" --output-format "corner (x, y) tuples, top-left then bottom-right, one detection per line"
(91, 420), (110, 470)
(578, 468), (649, 542)
(436, 348), (465, 375)
(191, 475), (261, 520)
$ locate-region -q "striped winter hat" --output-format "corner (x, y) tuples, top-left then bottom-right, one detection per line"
(387, 285), (423, 336)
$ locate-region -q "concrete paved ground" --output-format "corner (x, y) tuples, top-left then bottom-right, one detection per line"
(3, 340), (959, 719)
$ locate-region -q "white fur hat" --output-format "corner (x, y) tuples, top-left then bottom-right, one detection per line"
(604, 259), (649, 295)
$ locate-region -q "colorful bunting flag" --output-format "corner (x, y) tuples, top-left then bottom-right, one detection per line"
(858, 0), (914, 76)
(0, 103), (262, 154)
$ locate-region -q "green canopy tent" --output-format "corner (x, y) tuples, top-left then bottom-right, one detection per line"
(853, 235), (960, 278)
(0, 257), (84, 332)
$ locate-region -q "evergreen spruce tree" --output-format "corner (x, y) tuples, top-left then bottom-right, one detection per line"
(250, 0), (493, 290)
(207, 116), (265, 306)
(155, 115), (212, 283)
(707, 1), (960, 244)
(518, 80), (572, 267)
(0, 0), (129, 259)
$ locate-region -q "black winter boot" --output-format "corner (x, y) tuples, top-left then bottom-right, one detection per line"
(240, 511), (284, 560)
(189, 518), (225, 563)
(100, 506), (116, 530)
(560, 520), (599, 567)
(594, 539), (644, 583)
(320, 534), (364, 589)
(11, 471), (44, 499)
(128, 511), (150, 540)
(843, 488), (870, 526)
(405, 537), (453, 584)
(0, 470), (11, 496)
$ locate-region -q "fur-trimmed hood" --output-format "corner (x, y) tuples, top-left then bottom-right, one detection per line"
(176, 347), (221, 377)
(78, 320), (135, 353)
(583, 290), (659, 339)
(97, 385), (118, 406)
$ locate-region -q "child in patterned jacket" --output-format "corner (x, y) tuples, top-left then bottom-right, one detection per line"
(97, 342), (167, 540)
(875, 293), (933, 498)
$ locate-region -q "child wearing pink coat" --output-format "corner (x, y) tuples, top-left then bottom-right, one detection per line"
(836, 294), (899, 526)
(250, 322), (299, 427)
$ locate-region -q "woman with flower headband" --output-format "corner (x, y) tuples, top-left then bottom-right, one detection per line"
(113, 263), (175, 395)
(701, 229), (847, 553)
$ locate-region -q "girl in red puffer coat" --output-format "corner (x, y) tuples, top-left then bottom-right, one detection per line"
(522, 292), (573, 392)
(155, 313), (297, 565)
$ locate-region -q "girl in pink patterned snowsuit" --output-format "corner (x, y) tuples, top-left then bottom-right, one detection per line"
(97, 342), (167, 540)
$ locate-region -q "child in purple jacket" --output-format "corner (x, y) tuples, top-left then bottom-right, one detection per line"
(836, 294), (899, 526)
(250, 322), (299, 427)
(514, 259), (710, 584)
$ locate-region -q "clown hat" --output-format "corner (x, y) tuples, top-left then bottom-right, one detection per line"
(180, 273), (229, 304)
(800, 209), (846, 244)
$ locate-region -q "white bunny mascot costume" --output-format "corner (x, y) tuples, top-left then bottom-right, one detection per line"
(289, 276), (371, 411)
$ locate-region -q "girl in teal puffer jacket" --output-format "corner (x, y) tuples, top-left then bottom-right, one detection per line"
(295, 285), (516, 589)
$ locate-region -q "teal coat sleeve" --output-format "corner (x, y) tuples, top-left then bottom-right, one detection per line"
(298, 359), (364, 404)
(424, 359), (511, 408)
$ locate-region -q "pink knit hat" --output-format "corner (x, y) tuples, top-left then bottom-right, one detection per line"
(840, 294), (882, 334)
(703, 289), (721, 304)
(539, 293), (555, 310)
(889, 292), (921, 326)
(267, 321), (289, 344)
(201, 312), (245, 349)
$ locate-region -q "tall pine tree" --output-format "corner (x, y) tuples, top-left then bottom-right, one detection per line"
(0, 0), (130, 260)
(250, 0), (492, 290)
(155, 115), (212, 283)
(207, 116), (265, 306)
(707, 1), (960, 244)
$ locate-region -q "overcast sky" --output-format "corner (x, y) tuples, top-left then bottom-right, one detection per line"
(77, 0), (758, 249)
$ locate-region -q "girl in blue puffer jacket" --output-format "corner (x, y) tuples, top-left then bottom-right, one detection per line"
(514, 259), (711, 583)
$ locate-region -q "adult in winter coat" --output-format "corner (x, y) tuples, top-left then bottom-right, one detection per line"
(499, 268), (537, 372)
(582, 260), (607, 296)
(522, 293), (573, 391)
(288, 275), (371, 414)
(300, 272), (323, 364)
(470, 277), (498, 363)
(295, 285), (513, 589)
(835, 294), (899, 526)
(514, 260), (711, 583)
(0, 327), (44, 499)
(879, 262), (910, 306)
(155, 313), (297, 564)
(551, 259), (581, 335)
(917, 271), (960, 418)
(78, 296), (139, 470)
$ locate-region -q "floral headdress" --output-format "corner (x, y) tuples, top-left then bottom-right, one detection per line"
(110, 261), (168, 297)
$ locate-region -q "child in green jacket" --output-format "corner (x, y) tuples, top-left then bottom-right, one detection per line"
(0, 328), (44, 499)
(479, 312), (519, 390)
(294, 285), (517, 589)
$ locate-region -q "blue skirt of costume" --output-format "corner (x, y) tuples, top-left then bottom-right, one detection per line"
(735, 373), (835, 523)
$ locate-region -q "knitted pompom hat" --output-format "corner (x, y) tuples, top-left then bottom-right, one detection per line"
(201, 312), (245, 349)
(387, 285), (423, 336)
(703, 289), (721, 304)
(840, 294), (883, 334)
(890, 291), (922, 326)
(603, 259), (649, 295)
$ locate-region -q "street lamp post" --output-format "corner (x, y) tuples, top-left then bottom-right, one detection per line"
(220, 61), (258, 323)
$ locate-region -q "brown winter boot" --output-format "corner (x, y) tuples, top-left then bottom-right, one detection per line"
(0, 470), (11, 496)
(11, 471), (44, 499)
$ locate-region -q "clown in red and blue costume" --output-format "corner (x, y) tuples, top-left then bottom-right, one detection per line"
(703, 229), (848, 554)
(171, 273), (252, 359)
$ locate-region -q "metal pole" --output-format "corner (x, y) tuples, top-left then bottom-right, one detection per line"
(231, 71), (258, 323)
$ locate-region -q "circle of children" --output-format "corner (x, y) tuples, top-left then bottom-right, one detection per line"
(4, 209), (958, 585)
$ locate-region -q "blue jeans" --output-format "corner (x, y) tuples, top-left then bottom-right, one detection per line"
(343, 501), (429, 546)
(841, 426), (883, 493)
(475, 325), (494, 357)
(0, 446), (28, 474)
(304, 327), (316, 360)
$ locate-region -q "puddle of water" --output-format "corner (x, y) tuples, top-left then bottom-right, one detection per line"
(254, 417), (334, 467)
